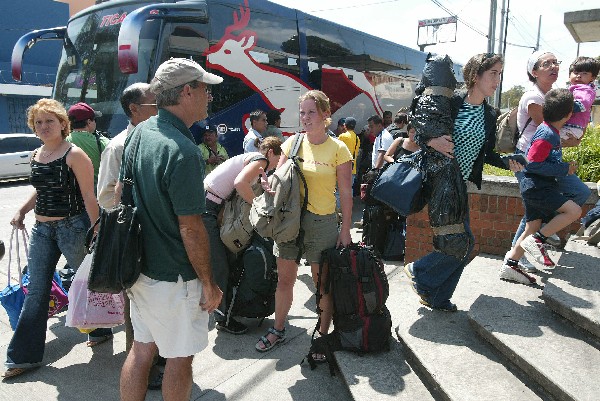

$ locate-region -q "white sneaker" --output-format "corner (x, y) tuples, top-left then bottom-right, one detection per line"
(519, 256), (537, 273)
(521, 235), (556, 269)
(503, 252), (537, 273)
(546, 233), (561, 247)
(499, 264), (536, 285)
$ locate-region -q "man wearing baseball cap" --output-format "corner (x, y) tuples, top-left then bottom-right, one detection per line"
(199, 125), (228, 178)
(119, 58), (223, 401)
(66, 102), (109, 190)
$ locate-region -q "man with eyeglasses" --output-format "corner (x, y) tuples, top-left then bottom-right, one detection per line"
(67, 102), (110, 190)
(119, 58), (223, 401)
(243, 109), (268, 153)
(97, 83), (157, 209)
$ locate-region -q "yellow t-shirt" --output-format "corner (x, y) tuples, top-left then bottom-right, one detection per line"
(337, 129), (360, 174)
(282, 135), (352, 215)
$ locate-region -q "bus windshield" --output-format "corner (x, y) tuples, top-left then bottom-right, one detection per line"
(54, 9), (160, 136)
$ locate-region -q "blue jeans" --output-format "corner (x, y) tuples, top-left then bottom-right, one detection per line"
(511, 149), (591, 246)
(6, 214), (91, 368)
(412, 214), (474, 307)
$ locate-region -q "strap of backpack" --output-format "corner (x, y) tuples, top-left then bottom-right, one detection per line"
(246, 154), (269, 170)
(518, 117), (532, 137)
(311, 249), (330, 342)
(94, 130), (104, 159)
(288, 133), (309, 263)
(122, 127), (143, 207)
(290, 133), (304, 159)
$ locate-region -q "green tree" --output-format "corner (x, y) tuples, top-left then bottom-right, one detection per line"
(500, 85), (525, 109)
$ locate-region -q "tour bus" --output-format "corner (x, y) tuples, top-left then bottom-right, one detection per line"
(12, 0), (462, 155)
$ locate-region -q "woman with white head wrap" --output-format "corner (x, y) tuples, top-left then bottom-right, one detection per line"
(505, 51), (591, 277)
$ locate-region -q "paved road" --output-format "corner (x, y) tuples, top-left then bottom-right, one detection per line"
(0, 179), (355, 401)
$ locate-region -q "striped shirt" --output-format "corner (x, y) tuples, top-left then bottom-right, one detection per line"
(30, 147), (85, 217)
(453, 101), (486, 181)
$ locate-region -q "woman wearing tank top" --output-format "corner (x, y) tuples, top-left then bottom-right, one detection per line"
(202, 137), (282, 335)
(4, 99), (101, 379)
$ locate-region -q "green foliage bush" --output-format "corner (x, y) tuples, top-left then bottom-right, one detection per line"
(563, 124), (600, 183)
(484, 125), (600, 183)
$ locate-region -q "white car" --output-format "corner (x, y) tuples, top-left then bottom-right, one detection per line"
(0, 133), (42, 180)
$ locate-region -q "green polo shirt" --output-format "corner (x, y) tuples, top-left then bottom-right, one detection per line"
(122, 109), (206, 282)
(66, 130), (110, 190)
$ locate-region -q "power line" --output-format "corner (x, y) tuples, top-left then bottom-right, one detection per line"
(308, 0), (401, 13)
(429, 0), (488, 38)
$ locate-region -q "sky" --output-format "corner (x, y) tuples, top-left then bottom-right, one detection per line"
(269, 0), (600, 96)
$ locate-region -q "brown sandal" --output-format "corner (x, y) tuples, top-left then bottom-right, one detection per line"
(2, 368), (30, 379)
(86, 334), (113, 347)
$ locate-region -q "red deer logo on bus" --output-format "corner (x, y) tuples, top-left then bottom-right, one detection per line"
(205, 0), (385, 133)
(204, 0), (309, 133)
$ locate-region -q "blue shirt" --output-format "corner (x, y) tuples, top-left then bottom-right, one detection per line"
(522, 122), (570, 192)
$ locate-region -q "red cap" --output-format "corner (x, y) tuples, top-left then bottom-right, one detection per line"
(68, 102), (102, 122)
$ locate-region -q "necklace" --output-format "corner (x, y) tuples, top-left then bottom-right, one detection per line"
(41, 146), (59, 158)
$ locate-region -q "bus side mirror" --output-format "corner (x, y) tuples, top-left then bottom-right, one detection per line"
(11, 27), (66, 82)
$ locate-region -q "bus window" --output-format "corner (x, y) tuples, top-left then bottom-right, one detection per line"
(166, 26), (209, 58)
(54, 12), (160, 135)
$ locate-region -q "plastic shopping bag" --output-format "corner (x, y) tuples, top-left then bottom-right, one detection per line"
(0, 227), (28, 330)
(66, 252), (125, 329)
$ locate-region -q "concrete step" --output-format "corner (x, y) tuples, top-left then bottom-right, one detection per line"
(542, 239), (600, 339)
(394, 257), (543, 401)
(334, 262), (436, 400)
(468, 254), (600, 401)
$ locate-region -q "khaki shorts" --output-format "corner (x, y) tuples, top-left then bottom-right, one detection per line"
(127, 274), (209, 358)
(274, 211), (338, 263)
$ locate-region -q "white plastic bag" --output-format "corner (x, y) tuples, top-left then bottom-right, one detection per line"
(66, 252), (125, 329)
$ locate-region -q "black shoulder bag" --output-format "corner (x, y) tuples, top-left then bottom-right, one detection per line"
(86, 129), (143, 293)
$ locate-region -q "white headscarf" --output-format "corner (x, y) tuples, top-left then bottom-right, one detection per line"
(527, 50), (551, 76)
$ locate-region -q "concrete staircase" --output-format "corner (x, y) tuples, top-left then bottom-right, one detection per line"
(333, 239), (600, 401)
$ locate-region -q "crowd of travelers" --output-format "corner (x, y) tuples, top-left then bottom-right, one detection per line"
(1, 50), (598, 401)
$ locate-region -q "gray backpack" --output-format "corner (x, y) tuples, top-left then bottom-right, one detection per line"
(250, 134), (308, 252)
(219, 155), (267, 254)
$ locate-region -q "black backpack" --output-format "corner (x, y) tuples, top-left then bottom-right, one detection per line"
(304, 244), (391, 375)
(225, 234), (277, 323)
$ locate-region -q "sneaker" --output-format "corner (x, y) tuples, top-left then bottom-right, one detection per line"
(419, 298), (458, 312)
(499, 263), (536, 285)
(545, 233), (562, 247)
(521, 235), (555, 268)
(216, 318), (248, 335)
(504, 252), (537, 273)
(354, 219), (364, 229)
(403, 262), (415, 280)
(518, 257), (537, 273)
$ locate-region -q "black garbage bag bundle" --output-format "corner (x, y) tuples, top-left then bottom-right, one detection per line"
(410, 54), (471, 260)
(411, 54), (457, 143)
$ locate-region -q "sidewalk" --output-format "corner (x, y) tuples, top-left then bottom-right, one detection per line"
(0, 197), (369, 401)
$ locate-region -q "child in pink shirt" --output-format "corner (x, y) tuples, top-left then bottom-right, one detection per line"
(560, 56), (599, 140)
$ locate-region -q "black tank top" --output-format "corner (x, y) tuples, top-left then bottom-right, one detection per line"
(30, 147), (85, 217)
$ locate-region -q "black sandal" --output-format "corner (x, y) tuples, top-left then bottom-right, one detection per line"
(255, 327), (286, 352)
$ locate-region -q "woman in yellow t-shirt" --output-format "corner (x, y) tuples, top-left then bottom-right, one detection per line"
(255, 90), (353, 357)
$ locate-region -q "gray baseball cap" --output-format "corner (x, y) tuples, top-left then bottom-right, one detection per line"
(150, 58), (223, 92)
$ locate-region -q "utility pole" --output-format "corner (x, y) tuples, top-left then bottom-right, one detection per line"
(535, 15), (542, 51)
(488, 0), (497, 54)
(495, 0), (507, 108)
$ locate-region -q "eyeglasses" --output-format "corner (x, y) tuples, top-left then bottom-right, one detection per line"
(540, 60), (561, 68)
